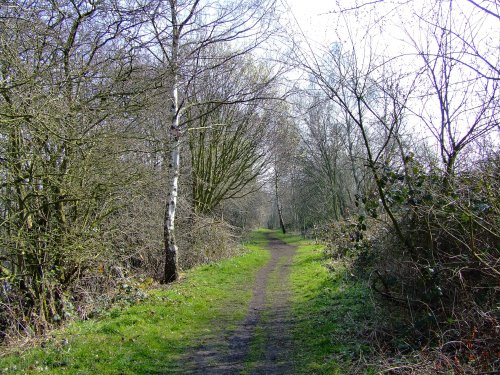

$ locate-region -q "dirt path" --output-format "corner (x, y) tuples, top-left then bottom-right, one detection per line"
(183, 233), (296, 374)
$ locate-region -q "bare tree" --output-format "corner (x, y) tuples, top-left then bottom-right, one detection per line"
(265, 102), (301, 234)
(293, 35), (415, 247)
(408, 1), (499, 186)
(188, 55), (274, 214)
(139, 0), (278, 282)
(0, 0), (144, 330)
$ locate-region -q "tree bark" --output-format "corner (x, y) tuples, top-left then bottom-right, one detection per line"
(163, 134), (180, 283)
(274, 166), (286, 234)
(163, 0), (181, 283)
(163, 62), (181, 281)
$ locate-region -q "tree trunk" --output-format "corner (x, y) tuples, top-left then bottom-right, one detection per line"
(355, 98), (413, 252)
(442, 150), (458, 191)
(163, 72), (180, 283)
(163, 136), (180, 283)
(162, 76), (180, 282)
(274, 167), (286, 234)
(162, 0), (181, 284)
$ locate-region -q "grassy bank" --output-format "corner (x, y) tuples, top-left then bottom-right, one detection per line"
(1, 230), (383, 374)
(0, 231), (271, 374)
(277, 232), (377, 375)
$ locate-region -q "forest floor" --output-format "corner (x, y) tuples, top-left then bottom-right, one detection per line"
(0, 230), (378, 374)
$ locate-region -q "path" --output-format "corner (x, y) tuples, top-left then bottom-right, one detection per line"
(183, 233), (296, 374)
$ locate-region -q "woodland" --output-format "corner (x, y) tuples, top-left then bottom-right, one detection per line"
(0, 0), (498, 373)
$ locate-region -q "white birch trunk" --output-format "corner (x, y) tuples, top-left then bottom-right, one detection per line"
(163, 83), (180, 283)
(163, 0), (181, 283)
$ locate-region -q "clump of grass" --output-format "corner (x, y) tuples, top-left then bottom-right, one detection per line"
(0, 231), (270, 374)
(284, 234), (378, 374)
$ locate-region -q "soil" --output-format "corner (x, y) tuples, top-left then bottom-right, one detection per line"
(181, 233), (297, 374)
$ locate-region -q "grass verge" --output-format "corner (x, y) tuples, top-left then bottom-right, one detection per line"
(278, 232), (378, 375)
(0, 231), (271, 374)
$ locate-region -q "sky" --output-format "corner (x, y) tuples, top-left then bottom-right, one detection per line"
(280, 0), (498, 92)
(280, 0), (336, 45)
(282, 0), (498, 54)
(277, 0), (500, 156)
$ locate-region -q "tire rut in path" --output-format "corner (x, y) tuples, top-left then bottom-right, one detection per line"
(184, 233), (296, 374)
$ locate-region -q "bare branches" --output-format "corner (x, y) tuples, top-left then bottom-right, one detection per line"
(330, 0), (385, 13)
(465, 0), (500, 21)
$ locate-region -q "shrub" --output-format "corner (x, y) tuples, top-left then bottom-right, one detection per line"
(318, 154), (499, 373)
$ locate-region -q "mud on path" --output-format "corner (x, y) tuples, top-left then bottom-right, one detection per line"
(182, 233), (297, 374)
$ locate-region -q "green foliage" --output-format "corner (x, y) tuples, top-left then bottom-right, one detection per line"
(313, 217), (371, 260)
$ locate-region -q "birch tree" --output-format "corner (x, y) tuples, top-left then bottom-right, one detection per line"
(140, 0), (278, 282)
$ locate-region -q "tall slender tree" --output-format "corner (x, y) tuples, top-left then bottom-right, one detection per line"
(140, 0), (278, 282)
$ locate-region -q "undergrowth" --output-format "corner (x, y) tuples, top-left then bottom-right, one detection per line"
(314, 211), (499, 374)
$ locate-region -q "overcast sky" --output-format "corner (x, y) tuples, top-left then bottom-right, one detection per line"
(282, 0), (497, 51)
(281, 0), (336, 45)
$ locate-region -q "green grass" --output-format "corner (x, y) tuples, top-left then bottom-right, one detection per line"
(280, 232), (377, 374)
(0, 231), (271, 374)
(0, 229), (380, 374)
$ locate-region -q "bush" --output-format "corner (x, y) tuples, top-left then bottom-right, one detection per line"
(317, 155), (499, 373)
(177, 212), (245, 269)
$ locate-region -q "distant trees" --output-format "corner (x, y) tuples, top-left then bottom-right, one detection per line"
(301, 99), (356, 221)
(268, 110), (299, 234)
(305, 42), (413, 244)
